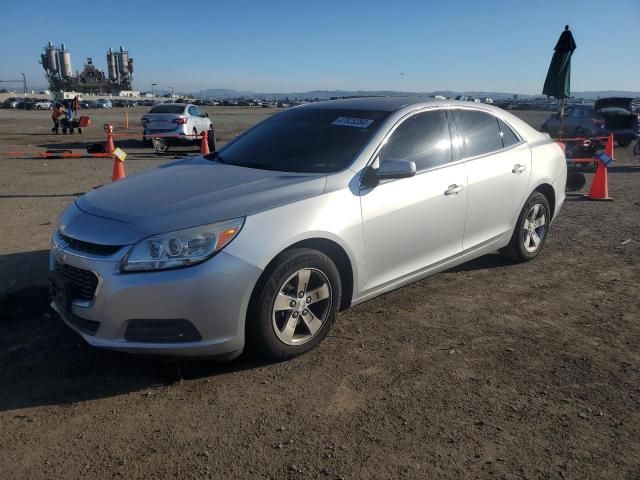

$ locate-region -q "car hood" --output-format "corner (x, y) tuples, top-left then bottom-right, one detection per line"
(73, 157), (327, 242)
(595, 97), (632, 111)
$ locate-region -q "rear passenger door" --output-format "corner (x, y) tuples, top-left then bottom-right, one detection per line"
(451, 110), (532, 251)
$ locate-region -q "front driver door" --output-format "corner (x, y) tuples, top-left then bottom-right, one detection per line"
(360, 109), (468, 291)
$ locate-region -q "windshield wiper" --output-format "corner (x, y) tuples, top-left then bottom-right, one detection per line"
(204, 151), (223, 162)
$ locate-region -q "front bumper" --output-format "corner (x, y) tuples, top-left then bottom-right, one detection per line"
(50, 238), (262, 357)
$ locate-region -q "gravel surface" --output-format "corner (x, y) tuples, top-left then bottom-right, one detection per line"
(0, 107), (638, 479)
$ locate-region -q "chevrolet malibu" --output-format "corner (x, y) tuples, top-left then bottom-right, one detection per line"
(50, 98), (567, 360)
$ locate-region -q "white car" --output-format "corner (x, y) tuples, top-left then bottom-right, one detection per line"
(34, 100), (52, 110)
(141, 103), (214, 145)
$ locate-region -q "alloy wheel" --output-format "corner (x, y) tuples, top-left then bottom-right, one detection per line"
(272, 268), (332, 346)
(522, 203), (547, 253)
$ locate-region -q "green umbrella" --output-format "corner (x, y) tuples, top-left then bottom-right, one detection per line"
(543, 25), (577, 137)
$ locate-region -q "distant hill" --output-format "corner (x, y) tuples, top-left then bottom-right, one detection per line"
(196, 88), (640, 100)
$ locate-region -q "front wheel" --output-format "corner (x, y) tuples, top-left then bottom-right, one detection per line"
(500, 192), (551, 262)
(247, 249), (341, 360)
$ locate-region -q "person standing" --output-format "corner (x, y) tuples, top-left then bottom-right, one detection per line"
(71, 96), (80, 117)
(51, 103), (66, 134)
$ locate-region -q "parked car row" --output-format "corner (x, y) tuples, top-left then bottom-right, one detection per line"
(1, 97), (52, 110)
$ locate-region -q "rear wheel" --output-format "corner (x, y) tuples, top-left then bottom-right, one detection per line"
(500, 192), (550, 262)
(617, 139), (631, 147)
(207, 125), (216, 151)
(247, 248), (341, 360)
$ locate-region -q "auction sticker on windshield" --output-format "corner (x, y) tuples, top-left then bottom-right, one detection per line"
(331, 117), (374, 128)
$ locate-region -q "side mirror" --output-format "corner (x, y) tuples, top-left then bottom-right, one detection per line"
(377, 158), (417, 180)
(362, 158), (416, 187)
(203, 112), (209, 117)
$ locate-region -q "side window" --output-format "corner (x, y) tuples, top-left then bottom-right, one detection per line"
(572, 107), (584, 118)
(380, 110), (452, 171)
(188, 106), (198, 116)
(498, 119), (520, 148)
(453, 110), (503, 157)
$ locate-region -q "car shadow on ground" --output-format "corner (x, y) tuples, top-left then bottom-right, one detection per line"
(34, 139), (203, 159)
(0, 250), (270, 413)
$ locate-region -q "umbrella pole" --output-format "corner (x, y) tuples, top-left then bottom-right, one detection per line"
(559, 97), (565, 139)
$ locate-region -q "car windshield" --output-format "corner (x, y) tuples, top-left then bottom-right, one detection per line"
(212, 108), (390, 173)
(149, 105), (186, 114)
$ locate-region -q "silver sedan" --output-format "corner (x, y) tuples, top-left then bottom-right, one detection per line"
(141, 103), (213, 144)
(50, 98), (566, 360)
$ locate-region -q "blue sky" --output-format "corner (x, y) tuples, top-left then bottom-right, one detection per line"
(1, 0), (638, 94)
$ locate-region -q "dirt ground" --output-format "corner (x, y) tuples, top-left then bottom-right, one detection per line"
(0, 107), (639, 480)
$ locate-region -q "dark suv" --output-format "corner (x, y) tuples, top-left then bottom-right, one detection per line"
(541, 97), (640, 147)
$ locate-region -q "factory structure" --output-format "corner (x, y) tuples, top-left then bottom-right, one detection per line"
(40, 42), (136, 96)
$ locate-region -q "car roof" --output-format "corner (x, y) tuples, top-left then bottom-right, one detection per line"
(296, 96), (454, 112)
(159, 103), (190, 107)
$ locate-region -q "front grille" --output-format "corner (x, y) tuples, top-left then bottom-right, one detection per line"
(56, 263), (99, 301)
(59, 232), (122, 256)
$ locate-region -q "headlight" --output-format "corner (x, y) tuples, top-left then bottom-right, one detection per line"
(120, 218), (244, 272)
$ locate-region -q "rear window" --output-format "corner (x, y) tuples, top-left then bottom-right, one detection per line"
(498, 119), (520, 148)
(453, 110), (503, 157)
(149, 105), (186, 114)
(599, 107), (631, 114)
(213, 108), (390, 173)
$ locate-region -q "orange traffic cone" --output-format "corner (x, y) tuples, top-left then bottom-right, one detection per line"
(200, 129), (210, 155)
(111, 157), (126, 181)
(586, 133), (614, 201)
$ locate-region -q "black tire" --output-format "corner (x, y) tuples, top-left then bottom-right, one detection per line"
(193, 127), (199, 144)
(247, 248), (341, 361)
(500, 192), (551, 263)
(142, 129), (152, 146)
(634, 141), (640, 156)
(207, 126), (216, 152)
(617, 139), (631, 147)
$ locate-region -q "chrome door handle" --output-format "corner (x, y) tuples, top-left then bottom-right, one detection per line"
(512, 164), (527, 173)
(444, 184), (463, 196)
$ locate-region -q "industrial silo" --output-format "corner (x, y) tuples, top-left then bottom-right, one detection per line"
(106, 47), (119, 81)
(45, 42), (59, 74)
(118, 46), (129, 78)
(59, 43), (73, 79)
